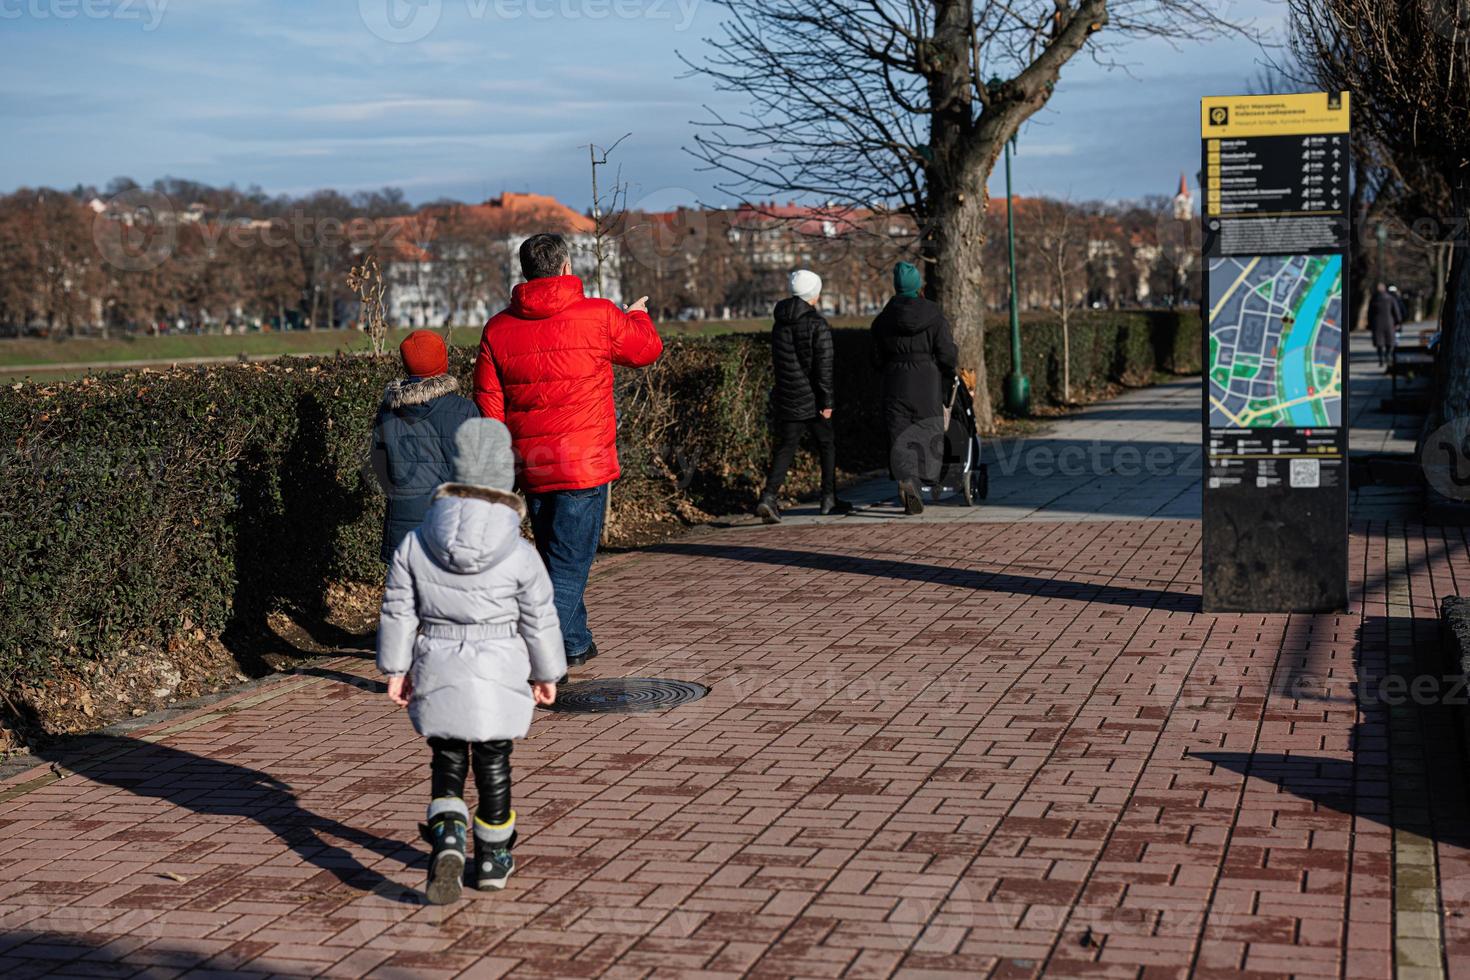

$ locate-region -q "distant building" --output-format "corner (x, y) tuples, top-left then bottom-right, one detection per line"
(706, 201), (911, 315)
(378, 192), (621, 328)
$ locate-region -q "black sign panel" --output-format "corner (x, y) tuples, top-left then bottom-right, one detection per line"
(1200, 93), (1351, 613)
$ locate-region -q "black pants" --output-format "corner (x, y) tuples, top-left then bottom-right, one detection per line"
(429, 738), (512, 825)
(887, 414), (944, 487)
(763, 417), (836, 499)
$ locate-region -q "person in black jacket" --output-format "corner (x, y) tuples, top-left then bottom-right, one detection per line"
(1369, 282), (1403, 368)
(369, 330), (480, 562)
(870, 262), (959, 515)
(755, 270), (852, 523)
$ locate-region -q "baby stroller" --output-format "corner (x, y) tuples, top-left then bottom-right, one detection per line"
(924, 376), (989, 506)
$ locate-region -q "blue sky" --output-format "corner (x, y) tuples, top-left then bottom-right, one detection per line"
(0, 0), (1286, 208)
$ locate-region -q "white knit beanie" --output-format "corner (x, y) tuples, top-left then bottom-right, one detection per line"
(789, 269), (822, 302)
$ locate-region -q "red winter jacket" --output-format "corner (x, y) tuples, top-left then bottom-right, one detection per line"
(474, 275), (663, 493)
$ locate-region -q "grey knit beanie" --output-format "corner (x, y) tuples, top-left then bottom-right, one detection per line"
(451, 419), (516, 493)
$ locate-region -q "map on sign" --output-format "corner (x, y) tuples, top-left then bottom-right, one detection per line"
(1207, 253), (1343, 428)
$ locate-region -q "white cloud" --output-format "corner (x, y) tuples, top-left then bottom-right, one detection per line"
(287, 98), (488, 123)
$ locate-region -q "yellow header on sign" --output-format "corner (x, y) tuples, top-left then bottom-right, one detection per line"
(1201, 92), (1350, 138)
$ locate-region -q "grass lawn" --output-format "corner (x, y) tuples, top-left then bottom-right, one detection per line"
(0, 327), (452, 369)
(0, 315), (873, 378)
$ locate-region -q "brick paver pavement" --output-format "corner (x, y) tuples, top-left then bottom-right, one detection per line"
(3, 343), (1466, 978)
(3, 512), (1470, 978)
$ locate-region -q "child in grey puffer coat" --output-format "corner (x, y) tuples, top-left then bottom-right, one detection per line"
(378, 418), (566, 905)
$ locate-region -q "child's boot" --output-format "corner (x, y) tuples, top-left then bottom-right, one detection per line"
(472, 811), (516, 891)
(419, 797), (469, 905)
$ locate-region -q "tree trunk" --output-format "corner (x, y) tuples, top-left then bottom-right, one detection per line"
(1061, 308), (1071, 403)
(1348, 160), (1374, 332)
(1057, 258), (1071, 402)
(1429, 242), (1450, 322)
(923, 0), (995, 431)
(926, 184), (993, 431)
(1432, 189), (1470, 430)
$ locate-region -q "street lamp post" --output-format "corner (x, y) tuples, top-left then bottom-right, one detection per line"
(1375, 222), (1388, 281)
(1002, 135), (1031, 415)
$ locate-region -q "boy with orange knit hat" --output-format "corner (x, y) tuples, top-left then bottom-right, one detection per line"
(368, 330), (479, 563)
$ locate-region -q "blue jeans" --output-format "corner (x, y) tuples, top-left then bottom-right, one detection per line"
(526, 483), (608, 658)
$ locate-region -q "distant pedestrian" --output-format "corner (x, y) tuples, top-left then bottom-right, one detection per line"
(369, 330), (478, 562)
(870, 262), (958, 515)
(1389, 284), (1407, 322)
(754, 271), (852, 523)
(1370, 281), (1402, 368)
(474, 233), (662, 671)
(378, 419), (566, 905)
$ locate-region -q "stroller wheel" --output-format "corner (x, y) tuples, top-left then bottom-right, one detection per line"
(976, 464), (989, 501)
(961, 471), (976, 507)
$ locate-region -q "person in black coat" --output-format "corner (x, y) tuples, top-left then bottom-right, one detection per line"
(755, 270), (852, 523)
(1369, 281), (1402, 368)
(870, 262), (959, 515)
(369, 331), (480, 562)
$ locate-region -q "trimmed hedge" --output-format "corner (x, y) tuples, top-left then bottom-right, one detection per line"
(0, 308), (1197, 704)
(985, 309), (1202, 404)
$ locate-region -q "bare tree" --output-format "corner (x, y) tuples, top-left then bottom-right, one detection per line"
(0, 190), (102, 335)
(1250, 56), (1400, 334)
(429, 205), (510, 340)
(1287, 0), (1470, 427)
(588, 134), (632, 301)
(1020, 197), (1089, 400)
(242, 224), (306, 333)
(686, 0), (1250, 428)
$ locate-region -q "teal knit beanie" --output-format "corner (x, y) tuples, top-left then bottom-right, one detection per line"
(894, 262), (922, 298)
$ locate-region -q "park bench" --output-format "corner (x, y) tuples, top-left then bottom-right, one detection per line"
(1389, 325), (1436, 397)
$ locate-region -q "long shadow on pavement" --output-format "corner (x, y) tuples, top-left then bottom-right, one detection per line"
(1194, 747), (1470, 851)
(1197, 610), (1470, 852)
(0, 930), (339, 976)
(32, 734), (418, 901)
(293, 664), (387, 694)
(650, 541), (1200, 612)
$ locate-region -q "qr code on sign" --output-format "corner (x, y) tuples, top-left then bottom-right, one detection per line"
(1290, 458), (1320, 488)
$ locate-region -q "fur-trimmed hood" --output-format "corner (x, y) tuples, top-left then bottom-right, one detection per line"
(382, 373), (459, 410)
(433, 482), (527, 519)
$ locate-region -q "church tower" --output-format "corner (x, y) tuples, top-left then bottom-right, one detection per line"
(1172, 172), (1195, 221)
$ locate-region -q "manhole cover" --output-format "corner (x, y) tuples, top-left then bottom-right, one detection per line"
(547, 677), (709, 714)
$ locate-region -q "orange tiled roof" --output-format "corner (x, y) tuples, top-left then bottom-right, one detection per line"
(471, 192), (594, 234)
(373, 192), (594, 262)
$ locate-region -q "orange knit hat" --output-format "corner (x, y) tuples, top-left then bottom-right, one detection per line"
(399, 330), (448, 378)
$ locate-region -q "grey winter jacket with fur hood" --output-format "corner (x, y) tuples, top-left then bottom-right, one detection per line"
(369, 373), (479, 563)
(376, 485), (567, 742)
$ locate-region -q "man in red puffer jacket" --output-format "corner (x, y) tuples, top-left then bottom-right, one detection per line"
(474, 233), (662, 670)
